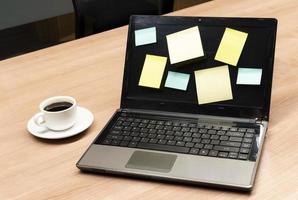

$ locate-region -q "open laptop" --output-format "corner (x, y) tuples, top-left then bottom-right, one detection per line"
(77, 15), (277, 190)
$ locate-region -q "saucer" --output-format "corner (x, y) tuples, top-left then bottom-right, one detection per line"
(27, 106), (94, 139)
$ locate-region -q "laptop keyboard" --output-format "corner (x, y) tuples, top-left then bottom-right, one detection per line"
(98, 113), (257, 161)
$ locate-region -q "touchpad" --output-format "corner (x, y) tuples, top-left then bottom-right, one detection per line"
(125, 151), (177, 173)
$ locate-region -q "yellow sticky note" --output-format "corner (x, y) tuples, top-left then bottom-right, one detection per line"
(166, 26), (204, 64)
(215, 28), (248, 66)
(139, 54), (167, 89)
(194, 65), (233, 104)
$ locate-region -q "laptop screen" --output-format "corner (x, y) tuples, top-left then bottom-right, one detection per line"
(121, 16), (277, 120)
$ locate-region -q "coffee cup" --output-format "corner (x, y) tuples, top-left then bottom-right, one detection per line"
(33, 96), (77, 131)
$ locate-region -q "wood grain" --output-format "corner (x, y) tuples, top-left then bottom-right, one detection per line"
(0, 0), (298, 199)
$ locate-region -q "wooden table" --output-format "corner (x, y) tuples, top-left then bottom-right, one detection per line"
(1, 0), (297, 199)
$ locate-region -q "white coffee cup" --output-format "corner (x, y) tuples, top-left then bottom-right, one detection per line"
(33, 96), (77, 131)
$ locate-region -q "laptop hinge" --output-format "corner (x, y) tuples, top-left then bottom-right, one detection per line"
(120, 108), (258, 124)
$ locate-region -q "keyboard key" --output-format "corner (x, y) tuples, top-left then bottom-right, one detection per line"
(148, 129), (157, 134)
(183, 137), (192, 142)
(208, 150), (218, 157)
(220, 141), (241, 147)
(166, 131), (174, 135)
(201, 139), (211, 144)
(176, 141), (185, 146)
(207, 130), (216, 135)
(242, 143), (251, 148)
(148, 133), (157, 138)
(157, 130), (165, 134)
(218, 152), (228, 158)
(199, 129), (207, 133)
(120, 141), (129, 146)
(139, 132), (148, 138)
(102, 139), (111, 145)
(211, 140), (220, 145)
(149, 120), (157, 124)
(149, 139), (158, 144)
(230, 127), (237, 131)
(238, 128), (246, 132)
(244, 133), (254, 138)
(194, 143), (204, 149)
(111, 140), (120, 145)
(220, 135), (229, 141)
(240, 148), (250, 154)
(192, 133), (201, 138)
(199, 149), (209, 156)
(181, 127), (190, 132)
(247, 128), (255, 133)
(201, 134), (210, 139)
(189, 148), (200, 154)
(190, 128), (198, 132)
(167, 140), (176, 145)
(183, 132), (192, 137)
(181, 122), (188, 127)
(110, 130), (121, 135)
(189, 124), (197, 128)
(192, 138), (201, 143)
(128, 141), (138, 147)
(174, 136), (183, 141)
(138, 143), (189, 154)
(214, 146), (239, 152)
(204, 144), (213, 150)
(210, 135), (219, 140)
(174, 131), (183, 136)
(165, 135), (174, 140)
(229, 137), (243, 142)
(238, 154), (248, 160)
(217, 130), (226, 135)
(157, 121), (165, 125)
(156, 134), (165, 139)
(131, 132), (139, 137)
(226, 131), (244, 137)
(123, 136), (132, 141)
(228, 152), (238, 159)
(157, 139), (167, 145)
(243, 138), (253, 143)
(132, 137), (141, 142)
(173, 126), (181, 131)
(185, 142), (195, 148)
(140, 138), (149, 143)
(165, 121), (172, 126)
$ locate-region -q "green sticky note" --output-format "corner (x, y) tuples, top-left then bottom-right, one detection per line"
(215, 28), (248, 66)
(165, 71), (190, 91)
(135, 27), (157, 46)
(237, 68), (262, 85)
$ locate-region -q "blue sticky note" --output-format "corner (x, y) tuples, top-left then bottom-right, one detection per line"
(165, 71), (190, 91)
(237, 68), (262, 85)
(135, 27), (157, 46)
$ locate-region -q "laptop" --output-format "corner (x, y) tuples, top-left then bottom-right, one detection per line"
(77, 15), (277, 190)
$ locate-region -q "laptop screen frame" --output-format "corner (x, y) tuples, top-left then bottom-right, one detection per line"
(120, 15), (277, 121)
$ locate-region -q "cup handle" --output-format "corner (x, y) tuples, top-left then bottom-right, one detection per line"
(33, 113), (48, 132)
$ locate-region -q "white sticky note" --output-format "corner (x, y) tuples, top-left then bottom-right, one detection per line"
(237, 68), (263, 85)
(194, 65), (233, 105)
(166, 26), (204, 64)
(135, 27), (157, 46)
(165, 71), (190, 91)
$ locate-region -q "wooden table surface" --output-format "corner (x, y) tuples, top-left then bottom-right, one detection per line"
(1, 0), (297, 199)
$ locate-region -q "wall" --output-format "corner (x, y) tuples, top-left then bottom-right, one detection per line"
(0, 0), (73, 30)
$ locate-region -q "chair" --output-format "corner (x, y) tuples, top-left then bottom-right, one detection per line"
(72, 0), (174, 38)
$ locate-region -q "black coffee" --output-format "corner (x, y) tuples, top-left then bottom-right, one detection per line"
(44, 102), (73, 112)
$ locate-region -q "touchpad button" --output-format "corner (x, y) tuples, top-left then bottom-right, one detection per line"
(125, 151), (177, 173)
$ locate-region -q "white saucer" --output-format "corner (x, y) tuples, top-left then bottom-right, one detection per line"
(27, 106), (94, 139)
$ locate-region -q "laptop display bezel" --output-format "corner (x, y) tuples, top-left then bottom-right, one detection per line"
(120, 15), (277, 121)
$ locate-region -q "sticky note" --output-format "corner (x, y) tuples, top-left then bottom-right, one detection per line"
(166, 26), (204, 64)
(135, 27), (157, 46)
(139, 54), (167, 89)
(165, 71), (190, 91)
(215, 28), (248, 66)
(194, 65), (233, 104)
(237, 68), (262, 85)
